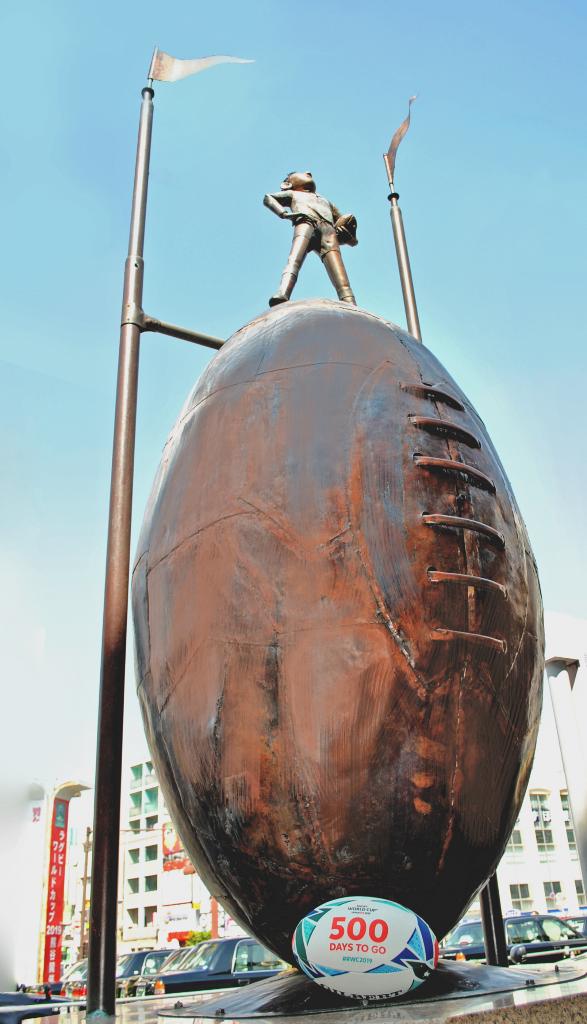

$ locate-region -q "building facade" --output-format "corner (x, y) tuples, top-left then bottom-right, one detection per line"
(120, 759), (167, 949)
(119, 760), (243, 951)
(464, 612), (587, 922)
(495, 699), (585, 916)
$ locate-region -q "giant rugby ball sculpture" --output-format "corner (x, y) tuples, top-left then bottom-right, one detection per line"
(132, 299), (544, 962)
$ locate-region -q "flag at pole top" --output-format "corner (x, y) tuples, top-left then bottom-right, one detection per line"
(385, 95), (417, 185)
(148, 48), (254, 83)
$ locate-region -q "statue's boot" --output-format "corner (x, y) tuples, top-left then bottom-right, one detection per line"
(269, 273), (296, 307)
(269, 223), (314, 307)
(323, 249), (356, 304)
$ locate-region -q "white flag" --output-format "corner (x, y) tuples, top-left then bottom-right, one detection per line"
(148, 49), (254, 83)
(385, 95), (417, 184)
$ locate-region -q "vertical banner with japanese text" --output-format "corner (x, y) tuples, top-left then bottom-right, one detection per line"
(43, 798), (69, 983)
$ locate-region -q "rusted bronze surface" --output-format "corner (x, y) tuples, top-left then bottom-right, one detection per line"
(132, 299), (544, 961)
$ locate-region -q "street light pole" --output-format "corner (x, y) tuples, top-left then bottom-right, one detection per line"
(546, 658), (587, 895)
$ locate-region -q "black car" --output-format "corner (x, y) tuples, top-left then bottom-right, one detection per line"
(441, 913), (587, 964)
(61, 950), (174, 1000)
(149, 937), (287, 995)
(115, 949), (174, 998)
(123, 947), (195, 997)
(0, 990), (67, 1024)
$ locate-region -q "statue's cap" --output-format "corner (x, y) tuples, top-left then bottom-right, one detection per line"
(282, 171), (316, 192)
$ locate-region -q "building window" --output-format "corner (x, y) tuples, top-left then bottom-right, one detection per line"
(530, 791), (554, 854)
(530, 791), (552, 827)
(561, 791), (577, 851)
(130, 764), (143, 791)
(144, 906), (157, 927)
(146, 815), (158, 829)
(506, 829), (524, 854)
(510, 883), (533, 912)
(144, 787), (159, 815)
(535, 829), (555, 853)
(576, 880), (586, 905)
(126, 908), (138, 926)
(129, 793), (142, 820)
(145, 844), (158, 862)
(544, 881), (562, 910)
(145, 875), (158, 892)
(127, 877), (139, 894)
(129, 820), (140, 832)
(128, 848), (140, 864)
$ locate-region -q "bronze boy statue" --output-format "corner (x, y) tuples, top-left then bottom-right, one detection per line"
(264, 171), (357, 307)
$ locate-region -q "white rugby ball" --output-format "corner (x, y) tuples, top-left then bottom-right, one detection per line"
(292, 896), (438, 1000)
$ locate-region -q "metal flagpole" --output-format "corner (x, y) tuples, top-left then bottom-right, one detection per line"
(383, 97), (422, 342)
(86, 50), (252, 1019)
(86, 80), (154, 1020)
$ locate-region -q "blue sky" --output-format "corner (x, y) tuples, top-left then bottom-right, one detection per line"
(1, 0), (586, 789)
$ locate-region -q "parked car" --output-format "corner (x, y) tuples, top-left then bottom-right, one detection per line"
(116, 949), (179, 997)
(0, 989), (67, 1023)
(26, 959), (86, 997)
(61, 959), (88, 1000)
(62, 950), (174, 1000)
(441, 913), (587, 964)
(149, 937), (287, 995)
(125, 946), (197, 997)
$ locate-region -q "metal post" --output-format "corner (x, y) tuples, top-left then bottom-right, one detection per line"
(79, 827), (92, 959)
(479, 872), (509, 966)
(388, 194), (422, 341)
(383, 153), (422, 342)
(86, 84), (154, 1019)
(141, 314), (223, 349)
(211, 897), (219, 939)
(546, 658), (587, 896)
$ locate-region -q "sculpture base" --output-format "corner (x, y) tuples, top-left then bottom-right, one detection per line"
(157, 959), (587, 1023)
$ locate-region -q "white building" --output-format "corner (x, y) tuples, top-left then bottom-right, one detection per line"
(6, 782), (92, 987)
(10, 783), (48, 988)
(62, 813), (93, 965)
(119, 760), (240, 951)
(464, 612), (587, 921)
(495, 693), (584, 916)
(119, 759), (167, 949)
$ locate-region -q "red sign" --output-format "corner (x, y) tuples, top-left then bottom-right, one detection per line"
(43, 798), (69, 983)
(162, 822), (189, 872)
